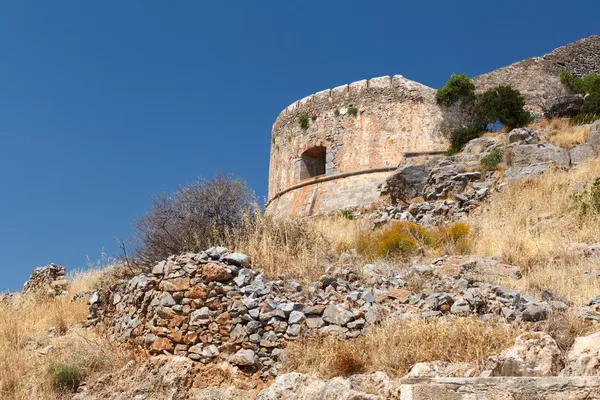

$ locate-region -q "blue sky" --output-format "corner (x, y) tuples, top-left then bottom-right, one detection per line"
(0, 1), (598, 291)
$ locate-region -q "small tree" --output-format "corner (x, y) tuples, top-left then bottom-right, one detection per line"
(473, 86), (531, 130)
(559, 71), (600, 121)
(447, 126), (486, 155)
(133, 174), (256, 269)
(436, 73), (476, 106)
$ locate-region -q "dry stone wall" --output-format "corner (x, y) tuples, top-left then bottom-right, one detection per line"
(22, 263), (68, 296)
(473, 35), (600, 113)
(266, 75), (467, 218)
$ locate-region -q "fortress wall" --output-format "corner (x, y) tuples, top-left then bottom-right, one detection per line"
(266, 170), (392, 218)
(266, 75), (465, 216)
(473, 35), (600, 112)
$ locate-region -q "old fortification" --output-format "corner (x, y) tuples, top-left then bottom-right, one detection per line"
(473, 35), (600, 113)
(265, 75), (466, 218)
(265, 36), (600, 218)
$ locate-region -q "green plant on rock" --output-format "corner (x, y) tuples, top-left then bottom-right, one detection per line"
(347, 107), (358, 116)
(480, 147), (504, 172)
(340, 210), (355, 220)
(334, 108), (340, 116)
(473, 86), (532, 130)
(49, 364), (82, 393)
(447, 126), (486, 155)
(436, 73), (476, 106)
(298, 114), (310, 129)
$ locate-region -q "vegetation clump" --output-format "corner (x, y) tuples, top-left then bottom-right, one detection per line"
(573, 177), (600, 215)
(472, 86), (532, 130)
(354, 221), (471, 260)
(133, 175), (256, 270)
(438, 74), (531, 153)
(347, 106), (358, 116)
(480, 147), (504, 172)
(435, 73), (476, 106)
(49, 363), (82, 393)
(298, 114), (310, 129)
(560, 71), (600, 124)
(447, 126), (487, 155)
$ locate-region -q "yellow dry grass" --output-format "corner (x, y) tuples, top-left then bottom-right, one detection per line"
(0, 266), (127, 400)
(283, 317), (523, 378)
(470, 159), (600, 305)
(529, 118), (591, 149)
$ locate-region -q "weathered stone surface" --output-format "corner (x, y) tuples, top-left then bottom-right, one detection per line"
(23, 263), (68, 296)
(510, 144), (570, 170)
(385, 164), (429, 204)
(507, 128), (539, 144)
(488, 332), (563, 377)
(222, 253), (252, 268)
(562, 331), (600, 376)
(570, 143), (596, 166)
(202, 263), (232, 283)
(544, 94), (585, 118)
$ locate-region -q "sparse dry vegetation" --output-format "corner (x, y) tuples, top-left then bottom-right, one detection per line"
(470, 159), (600, 304)
(529, 118), (590, 149)
(0, 267), (128, 399)
(283, 317), (524, 378)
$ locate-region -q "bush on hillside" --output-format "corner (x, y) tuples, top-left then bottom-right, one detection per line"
(447, 126), (487, 155)
(473, 86), (532, 130)
(49, 364), (82, 393)
(480, 147), (504, 172)
(436, 73), (476, 106)
(560, 71), (600, 123)
(133, 175), (256, 269)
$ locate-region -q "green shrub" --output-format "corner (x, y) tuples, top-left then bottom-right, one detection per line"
(49, 364), (82, 393)
(347, 107), (358, 116)
(298, 114), (310, 129)
(571, 113), (600, 125)
(560, 71), (600, 116)
(560, 71), (600, 95)
(573, 177), (600, 215)
(436, 73), (476, 106)
(480, 147), (504, 172)
(473, 86), (532, 130)
(334, 108), (340, 116)
(340, 210), (355, 220)
(447, 126), (486, 155)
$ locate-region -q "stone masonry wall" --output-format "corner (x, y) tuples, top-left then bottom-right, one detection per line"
(266, 75), (466, 217)
(473, 35), (600, 113)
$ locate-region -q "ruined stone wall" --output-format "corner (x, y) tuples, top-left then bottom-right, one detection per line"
(266, 75), (466, 217)
(473, 35), (600, 113)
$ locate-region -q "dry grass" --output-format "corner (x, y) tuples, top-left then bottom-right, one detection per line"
(0, 266), (128, 399)
(529, 118), (591, 149)
(470, 159), (600, 305)
(283, 317), (523, 378)
(225, 214), (338, 283)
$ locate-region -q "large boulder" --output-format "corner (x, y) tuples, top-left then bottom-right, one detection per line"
(508, 128), (539, 145)
(588, 120), (600, 150)
(461, 137), (502, 161)
(570, 143), (596, 166)
(562, 331), (600, 376)
(384, 164), (428, 204)
(510, 144), (570, 169)
(544, 94), (585, 118)
(423, 157), (480, 200)
(487, 332), (563, 377)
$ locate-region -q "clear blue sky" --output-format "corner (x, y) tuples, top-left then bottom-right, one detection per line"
(0, 1), (597, 291)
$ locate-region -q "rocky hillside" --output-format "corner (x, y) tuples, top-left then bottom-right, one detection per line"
(3, 119), (600, 399)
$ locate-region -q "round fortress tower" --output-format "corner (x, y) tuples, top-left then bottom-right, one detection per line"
(265, 75), (464, 218)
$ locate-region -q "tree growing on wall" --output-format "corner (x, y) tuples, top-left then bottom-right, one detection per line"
(435, 73), (476, 107)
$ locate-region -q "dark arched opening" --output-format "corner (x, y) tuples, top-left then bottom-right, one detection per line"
(299, 146), (326, 180)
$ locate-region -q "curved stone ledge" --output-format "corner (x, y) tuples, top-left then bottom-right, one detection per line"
(265, 165), (396, 209)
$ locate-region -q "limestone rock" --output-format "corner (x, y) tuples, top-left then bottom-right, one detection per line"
(507, 128), (539, 144)
(488, 332), (563, 377)
(570, 143), (596, 166)
(562, 331), (600, 376)
(544, 94), (585, 118)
